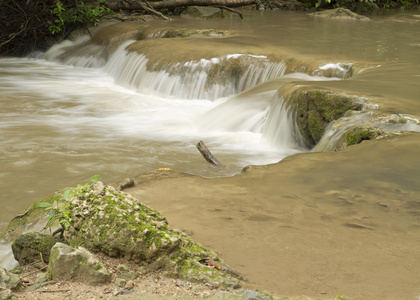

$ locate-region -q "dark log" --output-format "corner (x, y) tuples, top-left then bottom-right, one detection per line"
(107, 0), (257, 11)
(149, 0), (257, 9)
(196, 141), (222, 166)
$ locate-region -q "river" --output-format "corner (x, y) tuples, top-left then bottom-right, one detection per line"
(1, 9), (420, 299)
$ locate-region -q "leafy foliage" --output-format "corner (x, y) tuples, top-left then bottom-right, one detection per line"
(34, 175), (101, 232)
(49, 0), (112, 35)
(0, 0), (112, 56)
(313, 0), (418, 9)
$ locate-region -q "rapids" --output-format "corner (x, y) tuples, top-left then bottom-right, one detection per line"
(1, 9), (420, 300)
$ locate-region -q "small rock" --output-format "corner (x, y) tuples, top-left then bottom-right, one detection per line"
(116, 264), (130, 272)
(241, 290), (272, 300)
(125, 280), (135, 289)
(122, 272), (137, 281)
(114, 278), (126, 288)
(0, 266), (20, 290)
(118, 178), (134, 190)
(0, 289), (15, 300)
(34, 272), (48, 284)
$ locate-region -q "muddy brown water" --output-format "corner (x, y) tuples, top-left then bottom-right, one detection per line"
(1, 9), (420, 300)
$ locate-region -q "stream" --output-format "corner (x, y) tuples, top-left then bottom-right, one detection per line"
(1, 9), (420, 299)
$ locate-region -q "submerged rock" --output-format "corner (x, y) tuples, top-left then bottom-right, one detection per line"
(310, 8), (370, 21)
(48, 242), (111, 285)
(12, 232), (59, 264)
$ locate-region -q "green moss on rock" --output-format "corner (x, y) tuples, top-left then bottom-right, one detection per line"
(345, 127), (383, 147)
(12, 232), (59, 264)
(287, 87), (367, 146)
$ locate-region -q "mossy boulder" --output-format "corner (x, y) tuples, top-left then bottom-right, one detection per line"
(56, 181), (241, 288)
(12, 232), (59, 264)
(286, 87), (367, 146)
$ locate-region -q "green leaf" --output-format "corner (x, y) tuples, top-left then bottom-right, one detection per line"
(34, 202), (52, 208)
(63, 188), (73, 201)
(91, 174), (100, 183)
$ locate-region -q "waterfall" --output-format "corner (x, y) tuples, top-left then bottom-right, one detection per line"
(42, 36), (358, 155)
(103, 44), (288, 100)
(261, 94), (307, 151)
(45, 39), (288, 100)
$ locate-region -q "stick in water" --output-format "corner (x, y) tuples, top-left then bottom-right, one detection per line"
(196, 141), (222, 166)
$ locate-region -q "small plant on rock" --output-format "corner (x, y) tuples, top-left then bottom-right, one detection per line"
(34, 174), (101, 237)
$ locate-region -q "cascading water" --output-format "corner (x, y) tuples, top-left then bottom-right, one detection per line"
(38, 34), (420, 176)
(46, 37), (289, 100)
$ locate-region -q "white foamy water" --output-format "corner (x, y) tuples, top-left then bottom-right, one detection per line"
(0, 54), (291, 181)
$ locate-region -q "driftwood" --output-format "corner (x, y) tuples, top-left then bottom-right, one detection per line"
(196, 141), (222, 166)
(114, 0), (171, 19)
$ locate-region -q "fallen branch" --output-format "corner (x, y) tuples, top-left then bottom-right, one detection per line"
(144, 1), (171, 20)
(149, 0), (257, 9)
(38, 289), (70, 293)
(107, 0), (257, 12)
(196, 141), (222, 166)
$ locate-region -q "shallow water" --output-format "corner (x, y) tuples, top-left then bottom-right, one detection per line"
(1, 8), (420, 299)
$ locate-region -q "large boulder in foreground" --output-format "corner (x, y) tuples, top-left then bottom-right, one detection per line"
(59, 181), (241, 288)
(48, 242), (111, 285)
